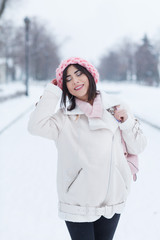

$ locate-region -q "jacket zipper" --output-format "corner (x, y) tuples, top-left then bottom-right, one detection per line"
(66, 168), (83, 193)
(105, 134), (115, 201)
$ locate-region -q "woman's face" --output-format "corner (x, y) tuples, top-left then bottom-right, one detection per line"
(65, 65), (89, 101)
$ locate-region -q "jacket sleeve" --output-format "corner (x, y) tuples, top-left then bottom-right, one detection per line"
(118, 104), (147, 155)
(27, 83), (65, 141)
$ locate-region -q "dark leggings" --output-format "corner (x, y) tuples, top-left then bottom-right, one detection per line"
(65, 214), (120, 240)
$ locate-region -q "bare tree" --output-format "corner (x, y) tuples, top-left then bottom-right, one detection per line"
(0, 0), (24, 19)
(98, 39), (136, 81)
(117, 39), (137, 81)
(0, 18), (60, 82)
(98, 36), (160, 86)
(29, 17), (60, 80)
(98, 51), (120, 81)
(0, 0), (8, 18)
(0, 20), (18, 81)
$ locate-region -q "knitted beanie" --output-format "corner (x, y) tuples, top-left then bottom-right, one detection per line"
(56, 57), (99, 89)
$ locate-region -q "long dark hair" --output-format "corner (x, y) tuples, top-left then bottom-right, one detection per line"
(61, 64), (98, 111)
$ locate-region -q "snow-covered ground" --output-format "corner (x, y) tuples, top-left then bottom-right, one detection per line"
(0, 81), (160, 239)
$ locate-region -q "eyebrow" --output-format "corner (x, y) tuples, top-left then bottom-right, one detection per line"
(66, 69), (80, 78)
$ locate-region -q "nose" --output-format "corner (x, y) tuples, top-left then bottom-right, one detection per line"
(72, 76), (80, 84)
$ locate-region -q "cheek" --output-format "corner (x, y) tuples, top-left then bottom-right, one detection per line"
(66, 83), (73, 93)
(84, 78), (89, 89)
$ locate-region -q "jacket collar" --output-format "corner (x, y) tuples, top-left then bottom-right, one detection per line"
(100, 90), (122, 110)
(62, 90), (122, 115)
(61, 90), (122, 134)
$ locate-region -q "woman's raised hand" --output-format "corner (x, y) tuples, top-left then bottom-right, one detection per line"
(51, 78), (58, 85)
(114, 105), (128, 123)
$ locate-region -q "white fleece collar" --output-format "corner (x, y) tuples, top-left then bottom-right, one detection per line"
(61, 90), (122, 133)
(62, 90), (122, 116)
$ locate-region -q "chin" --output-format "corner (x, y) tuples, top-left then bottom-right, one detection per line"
(72, 89), (88, 100)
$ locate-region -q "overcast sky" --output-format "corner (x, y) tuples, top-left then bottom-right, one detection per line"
(3, 0), (160, 65)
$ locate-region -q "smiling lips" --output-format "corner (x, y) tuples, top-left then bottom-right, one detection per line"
(74, 84), (84, 91)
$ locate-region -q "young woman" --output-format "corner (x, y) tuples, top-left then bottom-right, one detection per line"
(28, 57), (147, 240)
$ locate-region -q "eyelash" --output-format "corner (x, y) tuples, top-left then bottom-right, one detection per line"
(77, 71), (82, 76)
(66, 78), (71, 82)
(66, 71), (82, 82)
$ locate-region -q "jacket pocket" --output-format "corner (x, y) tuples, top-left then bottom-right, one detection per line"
(66, 168), (83, 193)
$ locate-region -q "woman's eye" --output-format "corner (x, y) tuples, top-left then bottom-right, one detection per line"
(66, 77), (72, 82)
(76, 71), (82, 76)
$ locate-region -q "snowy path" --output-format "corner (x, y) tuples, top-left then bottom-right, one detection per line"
(0, 82), (160, 239)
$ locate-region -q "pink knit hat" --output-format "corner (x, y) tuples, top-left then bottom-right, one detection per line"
(56, 57), (99, 89)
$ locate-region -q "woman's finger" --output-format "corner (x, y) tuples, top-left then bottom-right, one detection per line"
(51, 78), (57, 85)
